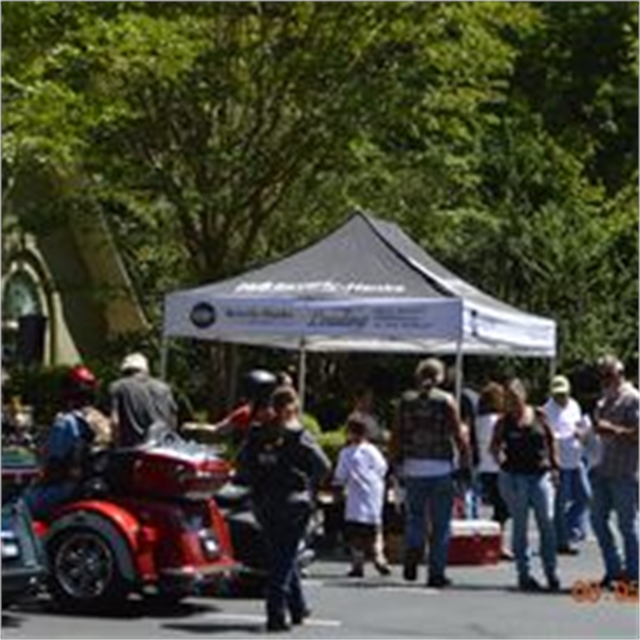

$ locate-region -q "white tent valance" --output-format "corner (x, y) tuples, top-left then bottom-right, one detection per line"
(164, 295), (555, 357)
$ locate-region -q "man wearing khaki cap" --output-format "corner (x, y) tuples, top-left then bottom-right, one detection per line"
(544, 375), (591, 555)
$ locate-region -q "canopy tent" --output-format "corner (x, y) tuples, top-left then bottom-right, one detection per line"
(164, 211), (555, 352)
(162, 211), (556, 404)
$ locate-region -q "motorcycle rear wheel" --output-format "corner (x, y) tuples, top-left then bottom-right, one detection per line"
(48, 527), (130, 610)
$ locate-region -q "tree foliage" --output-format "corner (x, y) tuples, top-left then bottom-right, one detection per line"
(3, 1), (637, 402)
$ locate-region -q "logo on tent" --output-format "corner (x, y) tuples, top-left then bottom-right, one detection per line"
(190, 302), (217, 328)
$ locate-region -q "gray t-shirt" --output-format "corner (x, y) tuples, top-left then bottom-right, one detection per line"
(110, 373), (177, 447)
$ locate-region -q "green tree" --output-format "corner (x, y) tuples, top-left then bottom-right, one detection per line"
(3, 1), (637, 406)
(3, 1), (535, 287)
(512, 2), (638, 193)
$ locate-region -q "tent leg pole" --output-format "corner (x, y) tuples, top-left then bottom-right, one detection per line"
(549, 357), (556, 381)
(160, 336), (169, 380)
(454, 339), (463, 408)
(228, 344), (239, 411)
(298, 340), (307, 416)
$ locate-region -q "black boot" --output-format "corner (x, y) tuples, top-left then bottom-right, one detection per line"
(266, 617), (291, 632)
(403, 547), (422, 582)
(291, 608), (311, 625)
(266, 609), (290, 633)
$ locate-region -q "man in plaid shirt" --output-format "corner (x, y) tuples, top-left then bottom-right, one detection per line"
(591, 355), (639, 587)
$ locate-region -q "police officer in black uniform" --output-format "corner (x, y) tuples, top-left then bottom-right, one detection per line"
(236, 384), (331, 632)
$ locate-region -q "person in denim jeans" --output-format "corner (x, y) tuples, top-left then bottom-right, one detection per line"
(544, 375), (592, 554)
(236, 386), (331, 632)
(590, 355), (639, 588)
(389, 358), (470, 588)
(491, 378), (561, 592)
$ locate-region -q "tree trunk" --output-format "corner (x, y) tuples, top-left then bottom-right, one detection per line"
(206, 343), (228, 420)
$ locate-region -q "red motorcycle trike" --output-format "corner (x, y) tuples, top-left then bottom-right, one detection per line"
(23, 434), (238, 610)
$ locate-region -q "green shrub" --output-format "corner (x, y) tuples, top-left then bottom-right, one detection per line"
(5, 364), (117, 437)
(6, 365), (70, 431)
(316, 428), (346, 465)
(301, 412), (322, 437)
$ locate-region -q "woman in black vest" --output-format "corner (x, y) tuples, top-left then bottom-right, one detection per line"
(236, 385), (331, 632)
(490, 378), (561, 592)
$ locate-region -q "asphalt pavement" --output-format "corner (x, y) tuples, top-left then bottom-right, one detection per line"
(3, 535), (638, 639)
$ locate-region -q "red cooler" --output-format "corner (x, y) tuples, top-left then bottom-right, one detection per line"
(447, 519), (501, 565)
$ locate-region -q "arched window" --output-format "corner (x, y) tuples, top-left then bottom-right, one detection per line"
(2, 268), (46, 365)
(2, 270), (43, 321)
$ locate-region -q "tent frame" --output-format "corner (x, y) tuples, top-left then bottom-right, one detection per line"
(160, 211), (556, 413)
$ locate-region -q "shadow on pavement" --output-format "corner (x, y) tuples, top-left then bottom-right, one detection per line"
(447, 583), (571, 596)
(210, 578), (265, 600)
(321, 577), (422, 589)
(1, 613), (24, 629)
(163, 622), (263, 635)
(11, 596), (222, 620)
(316, 576), (571, 596)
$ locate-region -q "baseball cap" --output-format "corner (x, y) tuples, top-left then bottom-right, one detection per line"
(120, 352), (149, 374)
(550, 375), (571, 395)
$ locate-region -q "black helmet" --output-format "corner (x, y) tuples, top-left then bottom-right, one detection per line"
(241, 369), (277, 406)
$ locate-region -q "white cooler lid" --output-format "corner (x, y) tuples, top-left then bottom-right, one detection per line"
(451, 519), (501, 536)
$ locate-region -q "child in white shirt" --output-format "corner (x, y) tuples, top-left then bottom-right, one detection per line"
(334, 417), (390, 577)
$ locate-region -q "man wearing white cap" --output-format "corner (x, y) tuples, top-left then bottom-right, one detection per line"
(544, 374), (591, 554)
(109, 352), (178, 447)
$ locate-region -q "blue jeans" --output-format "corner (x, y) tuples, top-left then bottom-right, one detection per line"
(555, 464), (592, 547)
(589, 471), (638, 581)
(462, 473), (481, 519)
(404, 474), (454, 578)
(258, 502), (310, 624)
(499, 471), (557, 583)
(23, 482), (77, 520)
